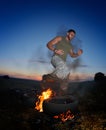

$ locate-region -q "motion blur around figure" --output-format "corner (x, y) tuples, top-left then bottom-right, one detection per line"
(43, 29), (83, 82)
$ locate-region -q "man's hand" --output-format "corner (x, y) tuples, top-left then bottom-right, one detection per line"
(77, 49), (83, 56)
(54, 49), (64, 55)
(69, 48), (83, 58)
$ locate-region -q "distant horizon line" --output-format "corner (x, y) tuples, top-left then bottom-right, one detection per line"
(1, 71), (106, 82)
(0, 74), (94, 82)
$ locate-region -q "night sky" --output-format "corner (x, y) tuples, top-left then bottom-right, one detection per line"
(0, 0), (105, 81)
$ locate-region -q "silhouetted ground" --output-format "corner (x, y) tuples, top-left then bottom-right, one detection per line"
(0, 76), (106, 130)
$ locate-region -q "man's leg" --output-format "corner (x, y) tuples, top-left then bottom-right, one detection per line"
(51, 55), (70, 80)
(42, 55), (70, 83)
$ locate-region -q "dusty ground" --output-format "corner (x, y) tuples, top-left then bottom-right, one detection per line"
(0, 76), (106, 130)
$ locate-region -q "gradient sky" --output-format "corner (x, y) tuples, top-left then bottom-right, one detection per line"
(0, 0), (106, 81)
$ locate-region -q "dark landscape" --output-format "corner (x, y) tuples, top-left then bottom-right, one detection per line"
(0, 72), (106, 130)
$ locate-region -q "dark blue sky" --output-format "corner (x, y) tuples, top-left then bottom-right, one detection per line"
(0, 0), (105, 80)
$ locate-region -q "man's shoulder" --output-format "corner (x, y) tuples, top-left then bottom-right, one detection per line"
(55, 36), (62, 41)
(56, 36), (63, 38)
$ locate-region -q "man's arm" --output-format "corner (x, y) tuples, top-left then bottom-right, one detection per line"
(69, 49), (83, 58)
(47, 36), (61, 51)
(47, 36), (64, 55)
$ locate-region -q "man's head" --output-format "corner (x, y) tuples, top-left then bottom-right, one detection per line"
(67, 29), (76, 40)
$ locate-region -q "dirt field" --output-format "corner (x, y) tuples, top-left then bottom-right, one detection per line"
(0, 76), (106, 130)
